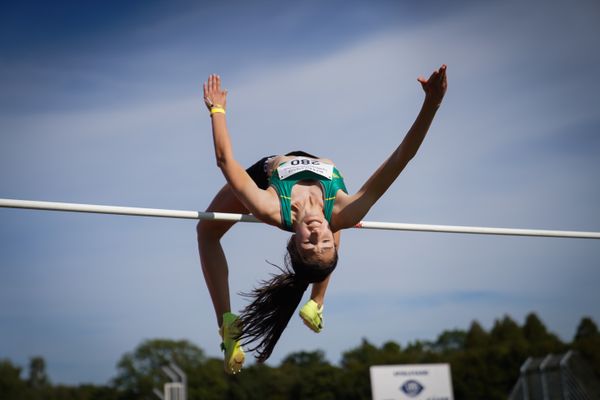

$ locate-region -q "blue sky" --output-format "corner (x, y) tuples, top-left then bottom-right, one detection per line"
(1, 0), (599, 385)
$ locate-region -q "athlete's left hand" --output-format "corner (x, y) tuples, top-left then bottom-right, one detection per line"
(418, 64), (447, 106)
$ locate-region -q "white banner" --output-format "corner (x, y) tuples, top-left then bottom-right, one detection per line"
(370, 364), (453, 400)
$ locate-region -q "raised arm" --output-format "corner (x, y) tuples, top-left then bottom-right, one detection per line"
(332, 65), (448, 230)
(203, 74), (279, 223)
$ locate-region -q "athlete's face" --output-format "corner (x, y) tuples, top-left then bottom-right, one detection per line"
(294, 217), (336, 263)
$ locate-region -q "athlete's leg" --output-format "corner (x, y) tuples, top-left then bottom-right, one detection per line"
(197, 184), (248, 374)
(298, 274), (330, 333)
(196, 184), (248, 327)
(309, 273), (331, 307)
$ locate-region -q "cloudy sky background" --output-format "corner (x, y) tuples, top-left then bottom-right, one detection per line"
(1, 0), (599, 384)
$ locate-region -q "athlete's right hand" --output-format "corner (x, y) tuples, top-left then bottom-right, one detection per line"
(203, 74), (228, 111)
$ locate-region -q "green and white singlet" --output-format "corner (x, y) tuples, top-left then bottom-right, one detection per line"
(269, 157), (348, 231)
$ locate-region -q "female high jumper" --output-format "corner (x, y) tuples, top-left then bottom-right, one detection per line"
(197, 65), (447, 374)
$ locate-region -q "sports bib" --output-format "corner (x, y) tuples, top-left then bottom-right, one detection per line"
(277, 157), (334, 180)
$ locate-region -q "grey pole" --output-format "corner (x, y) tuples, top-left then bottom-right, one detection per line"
(169, 363), (187, 400)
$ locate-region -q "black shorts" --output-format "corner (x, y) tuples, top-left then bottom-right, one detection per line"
(245, 150), (319, 190)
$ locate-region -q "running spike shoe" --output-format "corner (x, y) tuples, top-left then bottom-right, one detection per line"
(219, 312), (245, 374)
(299, 299), (323, 333)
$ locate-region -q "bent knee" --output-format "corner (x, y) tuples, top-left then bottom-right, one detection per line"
(196, 220), (215, 241)
(196, 219), (233, 242)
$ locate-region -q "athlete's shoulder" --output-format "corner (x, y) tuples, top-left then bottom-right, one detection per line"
(329, 191), (357, 231)
(252, 187), (283, 227)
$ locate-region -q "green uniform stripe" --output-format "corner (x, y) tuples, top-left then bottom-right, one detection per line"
(269, 166), (347, 232)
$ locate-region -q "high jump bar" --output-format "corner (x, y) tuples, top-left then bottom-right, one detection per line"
(1, 198), (599, 240)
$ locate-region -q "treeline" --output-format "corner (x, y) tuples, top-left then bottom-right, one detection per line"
(1, 313), (599, 400)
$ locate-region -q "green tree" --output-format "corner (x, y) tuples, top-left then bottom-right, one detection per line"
(0, 359), (30, 400)
(573, 316), (600, 378)
(1, 312), (591, 400)
(575, 317), (599, 341)
(445, 315), (532, 400)
(338, 339), (382, 400)
(278, 350), (341, 400)
(522, 313), (565, 355)
(189, 358), (228, 400)
(224, 362), (284, 400)
(113, 338), (206, 400)
(433, 329), (467, 353)
(27, 356), (49, 389)
(337, 338), (440, 400)
(42, 383), (119, 400)
(490, 315), (526, 346)
(464, 320), (489, 349)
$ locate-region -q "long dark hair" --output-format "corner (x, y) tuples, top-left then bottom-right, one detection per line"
(237, 236), (338, 362)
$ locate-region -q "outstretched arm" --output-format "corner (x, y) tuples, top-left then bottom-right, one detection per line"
(203, 75), (278, 223)
(333, 65), (448, 230)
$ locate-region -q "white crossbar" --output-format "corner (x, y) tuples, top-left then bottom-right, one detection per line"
(1, 198), (599, 239)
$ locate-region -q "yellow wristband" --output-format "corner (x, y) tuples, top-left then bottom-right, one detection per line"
(210, 107), (226, 116)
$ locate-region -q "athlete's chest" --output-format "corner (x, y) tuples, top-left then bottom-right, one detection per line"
(291, 183), (324, 208)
